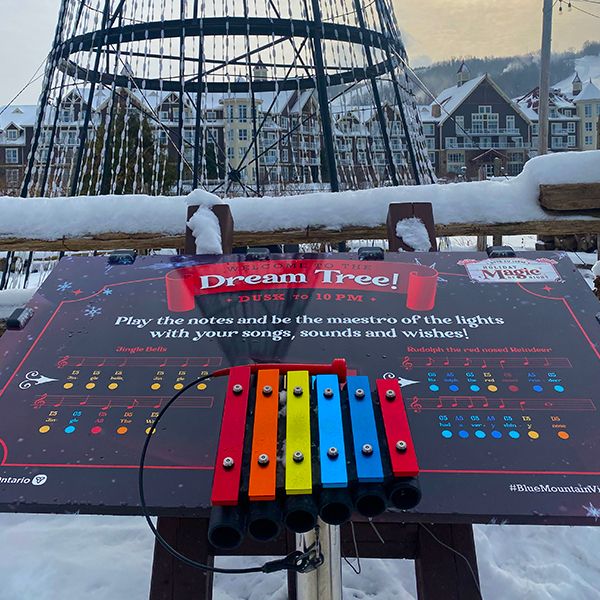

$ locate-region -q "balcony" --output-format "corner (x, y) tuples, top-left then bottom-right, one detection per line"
(445, 141), (530, 150)
(464, 128), (520, 135)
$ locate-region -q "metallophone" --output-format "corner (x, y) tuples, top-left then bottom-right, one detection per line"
(207, 359), (420, 549)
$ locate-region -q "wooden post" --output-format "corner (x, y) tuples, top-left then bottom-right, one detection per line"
(476, 236), (487, 252)
(149, 517), (214, 600)
(386, 203), (437, 252)
(415, 524), (481, 600)
(185, 204), (234, 255)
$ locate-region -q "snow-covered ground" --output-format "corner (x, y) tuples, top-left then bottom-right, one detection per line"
(0, 513), (599, 599)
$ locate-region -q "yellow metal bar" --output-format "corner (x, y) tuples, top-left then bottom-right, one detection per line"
(285, 370), (312, 495)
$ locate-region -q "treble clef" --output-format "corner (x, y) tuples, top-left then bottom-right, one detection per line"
(57, 356), (70, 369)
(402, 356), (413, 371)
(33, 394), (48, 409)
(410, 396), (422, 413)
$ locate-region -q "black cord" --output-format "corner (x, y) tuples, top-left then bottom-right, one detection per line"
(138, 371), (312, 575)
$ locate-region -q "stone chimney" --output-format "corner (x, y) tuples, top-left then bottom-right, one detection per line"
(431, 104), (441, 118)
(572, 72), (582, 96)
(457, 61), (470, 87)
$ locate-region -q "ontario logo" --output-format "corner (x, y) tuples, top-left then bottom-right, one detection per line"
(0, 473), (48, 486)
(459, 257), (561, 284)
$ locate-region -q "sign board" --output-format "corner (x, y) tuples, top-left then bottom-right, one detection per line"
(0, 252), (599, 525)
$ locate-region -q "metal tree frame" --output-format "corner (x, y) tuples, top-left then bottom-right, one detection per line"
(22, 0), (435, 198)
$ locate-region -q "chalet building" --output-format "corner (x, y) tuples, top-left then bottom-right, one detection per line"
(420, 63), (532, 179)
(573, 77), (600, 151)
(0, 105), (36, 195)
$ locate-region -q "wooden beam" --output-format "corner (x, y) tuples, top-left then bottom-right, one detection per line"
(2, 219), (600, 252)
(539, 184), (600, 211)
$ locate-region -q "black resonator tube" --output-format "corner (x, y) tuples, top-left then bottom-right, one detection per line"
(283, 495), (318, 533)
(247, 502), (282, 542)
(354, 484), (388, 518)
(318, 488), (353, 525)
(208, 506), (246, 549)
(387, 477), (422, 510)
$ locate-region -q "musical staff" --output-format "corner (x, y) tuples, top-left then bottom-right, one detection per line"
(408, 396), (595, 412)
(54, 356), (223, 368)
(402, 356), (571, 369)
(31, 395), (214, 410)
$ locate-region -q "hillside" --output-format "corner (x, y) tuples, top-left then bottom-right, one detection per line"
(413, 40), (600, 101)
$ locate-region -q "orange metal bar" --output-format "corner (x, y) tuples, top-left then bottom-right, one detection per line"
(248, 369), (280, 501)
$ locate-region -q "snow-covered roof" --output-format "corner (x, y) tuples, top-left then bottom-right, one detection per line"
(424, 75), (486, 123)
(0, 105), (37, 131)
(554, 54), (600, 96)
(514, 87), (576, 121)
(575, 80), (600, 102)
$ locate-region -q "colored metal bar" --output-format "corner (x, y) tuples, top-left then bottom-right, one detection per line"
(376, 379), (419, 478)
(285, 371), (312, 495)
(211, 366), (251, 506)
(316, 375), (347, 489)
(346, 376), (384, 483)
(248, 369), (280, 501)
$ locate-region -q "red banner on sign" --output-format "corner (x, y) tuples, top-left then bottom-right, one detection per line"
(165, 259), (438, 312)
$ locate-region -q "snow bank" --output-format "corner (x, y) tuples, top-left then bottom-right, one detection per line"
(0, 151), (598, 241)
(395, 218), (432, 251)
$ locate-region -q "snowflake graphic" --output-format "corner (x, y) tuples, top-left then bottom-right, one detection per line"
(84, 305), (102, 318)
(102, 288), (113, 296)
(57, 281), (72, 292)
(583, 502), (600, 521)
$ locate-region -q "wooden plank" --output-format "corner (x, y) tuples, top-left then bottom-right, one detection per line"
(540, 184), (600, 211)
(415, 524), (480, 600)
(149, 517), (214, 600)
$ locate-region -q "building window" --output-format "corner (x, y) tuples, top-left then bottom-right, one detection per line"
(6, 129), (19, 140)
(551, 123), (564, 134)
(280, 116), (288, 128)
(357, 151), (367, 164)
(532, 123), (539, 135)
(454, 115), (464, 135)
(506, 116), (516, 131)
(227, 129), (234, 142)
(479, 106), (492, 114)
(159, 111), (169, 121)
(227, 147), (234, 159)
(564, 110), (572, 117)
(238, 129), (248, 141)
(551, 137), (563, 149)
(512, 137), (523, 147)
(6, 168), (20, 186)
(472, 110), (499, 133)
(60, 108), (73, 122)
(426, 138), (435, 150)
(447, 152), (464, 164)
(282, 149), (289, 162)
(567, 122), (576, 133)
(445, 137), (458, 149)
(157, 130), (168, 145)
(238, 105), (248, 122)
(585, 135), (593, 145)
(423, 123), (435, 136)
(172, 108), (180, 121)
(550, 108), (558, 119)
(584, 104), (592, 118)
(5, 149), (19, 164)
(585, 122), (593, 132)
(428, 152), (436, 164)
(206, 111), (216, 122)
(226, 105), (234, 123)
(239, 146), (246, 157)
(568, 135), (576, 147)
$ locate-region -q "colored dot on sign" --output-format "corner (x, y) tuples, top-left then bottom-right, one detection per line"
(509, 431), (521, 439)
(459, 430), (469, 439)
(554, 385), (565, 393)
(116, 426), (128, 435)
(90, 426), (102, 435)
(151, 383), (161, 391)
(429, 384), (440, 392)
(533, 385), (543, 393)
(470, 385), (480, 392)
(38, 425), (51, 434)
(449, 384), (459, 392)
(558, 431), (570, 440)
(441, 430), (453, 439)
(64, 425), (76, 434)
(108, 383), (119, 390)
(85, 382), (96, 390)
(174, 383), (184, 390)
(145, 427), (157, 435)
(528, 430), (540, 440)
(491, 430), (502, 439)
(197, 383), (207, 391)
(475, 430), (486, 439)
(487, 385), (498, 392)
(508, 385), (519, 393)
(63, 382), (74, 390)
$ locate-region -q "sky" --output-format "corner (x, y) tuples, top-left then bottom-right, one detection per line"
(0, 0), (599, 104)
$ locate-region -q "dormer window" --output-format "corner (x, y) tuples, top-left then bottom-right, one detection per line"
(6, 129), (19, 140)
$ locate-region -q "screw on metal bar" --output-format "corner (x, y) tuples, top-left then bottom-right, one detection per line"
(232, 383), (243, 395)
(327, 447), (338, 459)
(293, 386), (303, 397)
(354, 388), (365, 399)
(385, 389), (396, 400)
(361, 443), (373, 456)
(262, 385), (273, 396)
(293, 450), (304, 463)
(323, 387), (334, 398)
(396, 440), (407, 452)
(222, 456), (235, 469)
(258, 453), (270, 466)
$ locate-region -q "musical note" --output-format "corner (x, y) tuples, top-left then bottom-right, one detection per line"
(79, 397), (88, 406)
(464, 358), (472, 367)
(543, 358), (550, 367)
(498, 399), (506, 409)
(410, 396), (422, 413)
(402, 356), (413, 371)
(76, 358), (84, 367)
(152, 400), (162, 409)
(482, 397), (489, 408)
(181, 358), (190, 368)
(57, 356), (70, 369)
(119, 358), (127, 367)
(467, 398), (474, 409)
(436, 398), (443, 409)
(523, 357), (530, 366)
(97, 358), (106, 368)
(159, 358), (168, 368)
(127, 399), (139, 410)
(519, 400), (526, 411)
(544, 401), (553, 408)
(52, 397), (64, 408)
(101, 400), (112, 411)
(480, 359), (487, 369)
(451, 398), (458, 408)
(499, 359), (506, 370)
(443, 357), (450, 366)
(33, 394), (48, 409)
(426, 357), (434, 367)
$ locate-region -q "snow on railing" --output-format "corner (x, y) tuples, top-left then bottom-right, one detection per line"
(0, 151), (599, 245)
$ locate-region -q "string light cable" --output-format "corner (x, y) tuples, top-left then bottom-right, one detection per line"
(138, 370), (324, 575)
